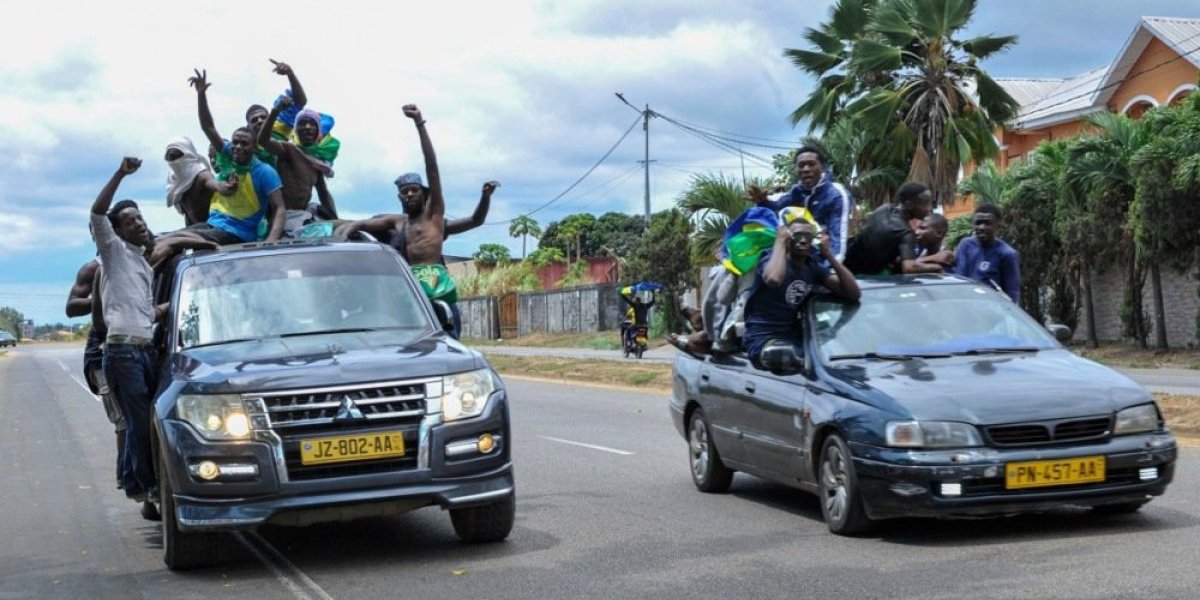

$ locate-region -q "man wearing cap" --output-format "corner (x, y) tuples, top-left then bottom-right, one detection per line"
(335, 104), (499, 338)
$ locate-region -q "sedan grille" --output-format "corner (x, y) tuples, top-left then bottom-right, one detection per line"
(986, 415), (1112, 447)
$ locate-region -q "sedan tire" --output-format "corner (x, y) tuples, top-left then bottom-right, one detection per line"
(818, 434), (872, 535)
(688, 408), (733, 493)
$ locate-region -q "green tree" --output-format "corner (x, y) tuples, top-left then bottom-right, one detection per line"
(998, 146), (1065, 325)
(625, 209), (695, 334)
(1064, 112), (1150, 348)
(1130, 93), (1200, 350)
(527, 247), (566, 269)
(675, 173), (765, 263)
(0, 307), (24, 340)
(787, 0), (1019, 208)
(473, 243), (512, 265)
(507, 215), (541, 259)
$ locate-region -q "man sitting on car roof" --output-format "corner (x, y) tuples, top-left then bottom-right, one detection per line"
(743, 208), (860, 369)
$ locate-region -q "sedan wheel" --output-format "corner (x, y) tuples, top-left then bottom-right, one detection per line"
(688, 409), (733, 493)
(818, 434), (872, 535)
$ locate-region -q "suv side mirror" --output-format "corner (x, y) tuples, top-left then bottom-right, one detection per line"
(431, 299), (455, 334)
(760, 344), (804, 376)
(1047, 324), (1072, 344)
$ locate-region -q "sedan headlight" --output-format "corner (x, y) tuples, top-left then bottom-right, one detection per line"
(886, 421), (982, 448)
(177, 394), (252, 440)
(442, 369), (496, 422)
(1114, 404), (1161, 435)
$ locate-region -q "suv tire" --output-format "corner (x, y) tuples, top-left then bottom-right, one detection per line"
(450, 494), (515, 543)
(160, 451), (223, 570)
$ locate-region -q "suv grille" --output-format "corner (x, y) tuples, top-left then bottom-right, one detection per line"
(249, 379), (434, 481)
(986, 416), (1112, 447)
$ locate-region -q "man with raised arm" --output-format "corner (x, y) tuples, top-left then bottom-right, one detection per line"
(749, 145), (852, 261)
(257, 96), (338, 234)
(89, 157), (161, 517)
(335, 104), (499, 338)
(189, 68), (287, 244)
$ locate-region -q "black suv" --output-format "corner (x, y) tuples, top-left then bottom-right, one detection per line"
(151, 240), (513, 570)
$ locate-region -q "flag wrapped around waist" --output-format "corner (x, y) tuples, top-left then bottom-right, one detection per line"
(412, 263), (458, 304)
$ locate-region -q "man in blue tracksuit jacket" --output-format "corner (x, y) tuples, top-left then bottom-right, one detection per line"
(753, 145), (852, 262)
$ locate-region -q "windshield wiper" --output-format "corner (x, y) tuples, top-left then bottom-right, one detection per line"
(279, 327), (377, 338)
(184, 337), (261, 349)
(829, 352), (951, 361)
(950, 346), (1041, 356)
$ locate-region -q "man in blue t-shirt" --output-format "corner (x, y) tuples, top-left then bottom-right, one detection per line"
(188, 69), (286, 244)
(954, 203), (1020, 303)
(743, 219), (861, 368)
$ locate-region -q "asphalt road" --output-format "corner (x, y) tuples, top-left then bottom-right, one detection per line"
(2, 343), (1198, 600)
(481, 344), (1200, 395)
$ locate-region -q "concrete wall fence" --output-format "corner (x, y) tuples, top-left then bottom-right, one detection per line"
(1075, 267), (1199, 348)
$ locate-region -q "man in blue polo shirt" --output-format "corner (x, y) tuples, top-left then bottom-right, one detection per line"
(954, 203), (1021, 303)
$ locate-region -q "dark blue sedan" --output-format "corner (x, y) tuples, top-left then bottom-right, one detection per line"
(670, 275), (1176, 535)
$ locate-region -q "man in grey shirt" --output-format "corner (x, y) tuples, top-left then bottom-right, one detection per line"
(91, 157), (214, 518)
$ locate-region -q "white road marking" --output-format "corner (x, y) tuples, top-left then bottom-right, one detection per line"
(234, 531), (336, 600)
(540, 435), (635, 455)
(57, 360), (99, 403)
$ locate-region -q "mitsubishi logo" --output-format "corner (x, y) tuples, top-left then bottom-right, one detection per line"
(335, 395), (365, 421)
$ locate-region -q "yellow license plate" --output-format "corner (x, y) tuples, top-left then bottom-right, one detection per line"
(1005, 455), (1106, 489)
(300, 431), (406, 466)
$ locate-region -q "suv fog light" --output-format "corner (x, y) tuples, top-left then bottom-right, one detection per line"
(940, 482), (963, 497)
(477, 433), (496, 454)
(1139, 467), (1158, 481)
(194, 460), (220, 481)
(446, 439), (479, 458)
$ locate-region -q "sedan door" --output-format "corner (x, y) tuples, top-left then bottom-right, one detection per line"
(730, 366), (810, 481)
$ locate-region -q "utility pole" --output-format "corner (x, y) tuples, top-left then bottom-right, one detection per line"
(642, 104), (651, 226)
(616, 93), (655, 227)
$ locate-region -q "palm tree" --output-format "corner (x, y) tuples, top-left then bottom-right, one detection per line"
(675, 174), (767, 264)
(787, 0), (1020, 208)
(1064, 112), (1150, 348)
(957, 160), (1010, 207)
(508, 215), (541, 259)
(1130, 93), (1200, 351)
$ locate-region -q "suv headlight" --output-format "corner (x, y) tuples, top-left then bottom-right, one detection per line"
(1114, 404), (1161, 435)
(886, 421), (982, 448)
(442, 369), (496, 422)
(177, 394), (252, 440)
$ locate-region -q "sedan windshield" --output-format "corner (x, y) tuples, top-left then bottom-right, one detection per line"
(175, 250), (433, 349)
(812, 282), (1058, 361)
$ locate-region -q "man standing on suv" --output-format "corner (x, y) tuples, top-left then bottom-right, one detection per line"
(90, 157), (164, 517)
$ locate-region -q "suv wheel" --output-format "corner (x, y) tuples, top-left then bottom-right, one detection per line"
(160, 451), (223, 570)
(450, 494), (515, 543)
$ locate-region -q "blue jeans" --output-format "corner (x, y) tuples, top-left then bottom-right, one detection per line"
(104, 344), (158, 497)
(449, 302), (462, 340)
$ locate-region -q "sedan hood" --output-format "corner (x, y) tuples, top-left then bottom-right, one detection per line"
(823, 349), (1151, 424)
(169, 330), (483, 393)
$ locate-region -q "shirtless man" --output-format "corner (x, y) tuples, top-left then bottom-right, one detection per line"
(257, 96), (338, 234)
(335, 104), (498, 337)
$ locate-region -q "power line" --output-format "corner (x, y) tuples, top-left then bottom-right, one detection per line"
(654, 111), (778, 167)
(484, 114), (643, 226)
(1015, 27), (1200, 124)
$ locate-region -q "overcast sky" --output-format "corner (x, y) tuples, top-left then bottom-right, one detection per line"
(1, 0), (1196, 326)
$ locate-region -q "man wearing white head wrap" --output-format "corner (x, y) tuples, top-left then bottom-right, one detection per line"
(164, 136), (236, 226)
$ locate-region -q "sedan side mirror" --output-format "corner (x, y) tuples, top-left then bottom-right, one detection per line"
(760, 344), (804, 376)
(1047, 324), (1073, 344)
(431, 299), (455, 334)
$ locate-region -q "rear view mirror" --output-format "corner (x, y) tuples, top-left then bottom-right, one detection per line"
(1047, 324), (1072, 344)
(760, 344), (804, 375)
(431, 299), (455, 334)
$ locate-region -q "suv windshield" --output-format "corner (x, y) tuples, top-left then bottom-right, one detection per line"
(812, 282), (1057, 361)
(175, 250), (433, 349)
